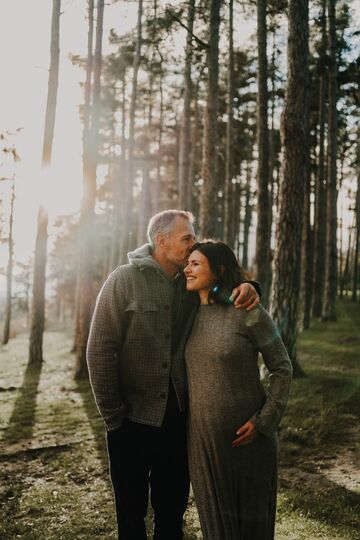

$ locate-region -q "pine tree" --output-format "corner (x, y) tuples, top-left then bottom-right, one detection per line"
(271, 0), (309, 374)
(29, 0), (61, 364)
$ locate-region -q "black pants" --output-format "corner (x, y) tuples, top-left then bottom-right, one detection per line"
(106, 392), (190, 539)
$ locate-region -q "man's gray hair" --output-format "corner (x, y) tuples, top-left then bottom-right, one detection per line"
(147, 209), (194, 247)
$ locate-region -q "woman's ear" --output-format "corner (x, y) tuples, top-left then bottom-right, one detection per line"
(220, 264), (225, 276)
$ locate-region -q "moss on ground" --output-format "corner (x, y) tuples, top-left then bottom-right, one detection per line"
(0, 298), (359, 539)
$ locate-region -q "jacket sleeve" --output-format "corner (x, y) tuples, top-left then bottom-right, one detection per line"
(86, 270), (128, 431)
(245, 305), (292, 437)
(247, 280), (262, 298)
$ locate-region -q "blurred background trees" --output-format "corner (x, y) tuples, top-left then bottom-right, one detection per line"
(1, 0), (359, 378)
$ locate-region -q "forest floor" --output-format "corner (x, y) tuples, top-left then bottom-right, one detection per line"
(0, 298), (359, 540)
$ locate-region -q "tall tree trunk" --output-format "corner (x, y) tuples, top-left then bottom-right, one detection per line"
(155, 65), (164, 211)
(312, 0), (327, 317)
(298, 167), (313, 331)
(352, 170), (360, 301)
(267, 27), (277, 300)
(111, 71), (127, 268)
(29, 0), (61, 364)
(232, 176), (241, 251)
(242, 157), (253, 270)
(121, 0), (143, 259)
(138, 70), (154, 245)
(340, 222), (353, 297)
(199, 0), (220, 237)
(188, 71), (203, 212)
(268, 25), (276, 198)
(178, 0), (195, 209)
(2, 178), (15, 345)
(254, 0), (271, 307)
(74, 0), (104, 379)
(223, 0), (235, 246)
(270, 0), (309, 375)
(83, 0), (95, 136)
(72, 0), (94, 353)
(233, 177), (241, 257)
(322, 0), (338, 321)
(339, 209), (344, 298)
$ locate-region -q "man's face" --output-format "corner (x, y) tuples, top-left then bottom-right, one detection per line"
(162, 216), (196, 269)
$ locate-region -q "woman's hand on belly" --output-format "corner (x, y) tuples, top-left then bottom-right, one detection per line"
(231, 420), (258, 447)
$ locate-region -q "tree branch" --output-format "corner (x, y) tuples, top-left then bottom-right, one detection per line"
(166, 7), (209, 50)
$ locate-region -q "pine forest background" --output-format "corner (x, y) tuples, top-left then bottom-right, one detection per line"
(1, 1), (360, 538)
(0, 0), (359, 380)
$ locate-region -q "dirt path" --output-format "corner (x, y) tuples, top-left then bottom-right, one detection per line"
(280, 415), (360, 494)
(1, 302), (360, 540)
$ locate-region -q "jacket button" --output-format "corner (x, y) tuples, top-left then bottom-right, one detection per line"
(160, 392), (166, 399)
(162, 362), (168, 368)
(165, 334), (170, 339)
(164, 305), (170, 310)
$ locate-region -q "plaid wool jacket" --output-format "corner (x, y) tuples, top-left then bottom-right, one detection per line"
(86, 245), (198, 430)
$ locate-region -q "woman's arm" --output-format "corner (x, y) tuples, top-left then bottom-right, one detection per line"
(244, 305), (293, 438)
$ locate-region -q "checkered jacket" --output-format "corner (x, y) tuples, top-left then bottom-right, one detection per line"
(86, 245), (198, 430)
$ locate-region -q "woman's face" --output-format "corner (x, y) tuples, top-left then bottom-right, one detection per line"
(184, 250), (216, 292)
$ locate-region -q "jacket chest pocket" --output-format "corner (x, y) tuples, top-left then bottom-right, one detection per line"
(125, 301), (160, 340)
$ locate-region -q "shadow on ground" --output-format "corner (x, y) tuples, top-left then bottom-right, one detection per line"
(76, 378), (109, 472)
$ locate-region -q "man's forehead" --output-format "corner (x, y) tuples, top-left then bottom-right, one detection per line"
(170, 216), (195, 236)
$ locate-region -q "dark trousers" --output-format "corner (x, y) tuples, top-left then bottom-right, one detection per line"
(106, 392), (190, 539)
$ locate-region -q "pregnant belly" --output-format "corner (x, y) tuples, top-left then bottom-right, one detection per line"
(188, 394), (264, 438)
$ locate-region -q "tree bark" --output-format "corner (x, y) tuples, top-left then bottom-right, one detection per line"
(121, 0), (143, 259)
(188, 70), (203, 212)
(2, 178), (15, 345)
(223, 0), (235, 246)
(29, 0), (61, 364)
(74, 0), (104, 379)
(199, 0), (220, 237)
(111, 70), (127, 268)
(242, 157), (253, 270)
(178, 0), (195, 209)
(298, 166), (313, 332)
(254, 0), (271, 307)
(138, 69), (155, 245)
(155, 65), (164, 211)
(72, 0), (94, 353)
(83, 0), (94, 137)
(340, 221), (353, 297)
(270, 0), (309, 375)
(312, 0), (327, 318)
(352, 166), (360, 301)
(322, 0), (338, 321)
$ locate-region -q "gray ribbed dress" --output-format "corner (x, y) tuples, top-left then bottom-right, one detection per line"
(185, 304), (292, 540)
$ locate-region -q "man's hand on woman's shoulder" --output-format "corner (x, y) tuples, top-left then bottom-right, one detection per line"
(230, 282), (260, 311)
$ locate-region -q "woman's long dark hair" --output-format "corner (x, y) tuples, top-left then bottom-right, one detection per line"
(189, 241), (246, 304)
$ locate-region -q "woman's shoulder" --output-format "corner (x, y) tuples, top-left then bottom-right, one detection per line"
(234, 304), (273, 328)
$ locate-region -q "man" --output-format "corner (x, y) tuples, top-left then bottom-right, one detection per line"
(86, 210), (260, 540)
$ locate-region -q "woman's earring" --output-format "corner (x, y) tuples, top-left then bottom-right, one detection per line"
(212, 285), (233, 304)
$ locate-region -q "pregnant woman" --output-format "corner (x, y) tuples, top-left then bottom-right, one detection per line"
(184, 241), (292, 540)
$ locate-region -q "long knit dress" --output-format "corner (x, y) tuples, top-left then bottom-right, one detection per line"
(185, 304), (292, 540)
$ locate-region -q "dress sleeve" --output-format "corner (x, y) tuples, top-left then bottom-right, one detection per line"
(244, 305), (292, 437)
(86, 270), (128, 431)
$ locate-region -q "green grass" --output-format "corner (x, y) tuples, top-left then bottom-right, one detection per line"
(0, 298), (359, 539)
(0, 331), (201, 540)
(276, 299), (360, 540)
